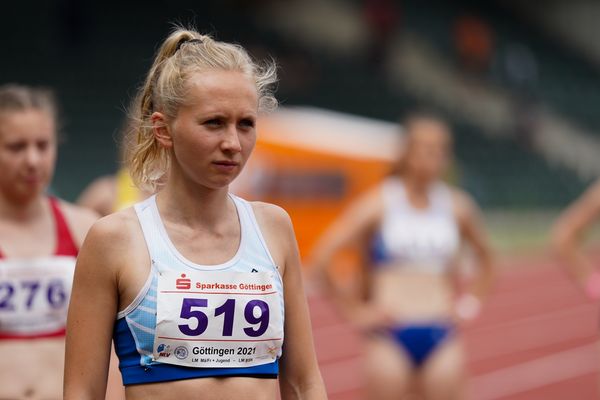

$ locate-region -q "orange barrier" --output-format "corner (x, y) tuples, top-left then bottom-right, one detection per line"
(233, 107), (401, 266)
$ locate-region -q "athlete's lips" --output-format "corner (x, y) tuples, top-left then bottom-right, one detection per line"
(212, 160), (239, 166)
(22, 175), (42, 184)
(211, 160), (239, 172)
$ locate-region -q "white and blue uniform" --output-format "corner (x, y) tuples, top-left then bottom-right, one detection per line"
(113, 194), (284, 385)
(370, 177), (461, 368)
(371, 177), (460, 272)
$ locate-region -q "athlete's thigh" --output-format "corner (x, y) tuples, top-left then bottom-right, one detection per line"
(364, 335), (414, 400)
(419, 338), (466, 400)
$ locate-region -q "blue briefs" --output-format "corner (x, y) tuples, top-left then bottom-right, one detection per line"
(389, 323), (453, 368)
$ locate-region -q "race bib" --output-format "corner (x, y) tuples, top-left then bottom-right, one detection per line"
(153, 269), (284, 369)
(0, 256), (75, 336)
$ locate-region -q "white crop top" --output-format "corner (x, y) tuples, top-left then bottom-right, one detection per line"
(371, 178), (460, 273)
(113, 194), (284, 385)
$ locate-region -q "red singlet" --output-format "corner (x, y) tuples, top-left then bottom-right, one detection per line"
(0, 197), (78, 339)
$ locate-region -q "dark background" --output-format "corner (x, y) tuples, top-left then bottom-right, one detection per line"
(2, 0), (598, 207)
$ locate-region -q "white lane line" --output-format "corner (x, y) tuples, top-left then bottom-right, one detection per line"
(469, 343), (598, 400)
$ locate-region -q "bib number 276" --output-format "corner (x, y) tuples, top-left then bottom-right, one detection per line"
(0, 279), (67, 311)
(178, 298), (270, 338)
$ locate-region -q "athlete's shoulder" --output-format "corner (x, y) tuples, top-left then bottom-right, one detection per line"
(58, 199), (99, 223)
(249, 201), (293, 232)
(73, 208), (145, 282)
(448, 186), (474, 204)
(90, 207), (139, 240)
(55, 199), (99, 246)
(448, 186), (482, 221)
(76, 175), (118, 216)
(247, 201), (296, 272)
(80, 208), (141, 256)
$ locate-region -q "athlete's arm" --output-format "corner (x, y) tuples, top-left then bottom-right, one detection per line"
(76, 176), (117, 217)
(64, 215), (128, 399)
(454, 189), (494, 302)
(253, 203), (327, 400)
(552, 181), (600, 287)
(309, 186), (383, 325)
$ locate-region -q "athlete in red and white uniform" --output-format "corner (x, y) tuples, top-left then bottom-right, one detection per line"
(0, 197), (78, 339)
(0, 84), (97, 399)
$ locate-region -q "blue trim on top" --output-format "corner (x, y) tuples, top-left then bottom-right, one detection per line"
(114, 318), (278, 385)
(121, 359), (279, 386)
(370, 231), (390, 265)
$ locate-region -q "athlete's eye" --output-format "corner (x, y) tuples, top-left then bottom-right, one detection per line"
(37, 140), (50, 151)
(204, 118), (223, 128)
(238, 118), (255, 130)
(5, 142), (26, 152)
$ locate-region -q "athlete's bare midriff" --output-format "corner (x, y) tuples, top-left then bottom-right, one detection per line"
(124, 375), (279, 400)
(0, 337), (64, 399)
(370, 265), (455, 322)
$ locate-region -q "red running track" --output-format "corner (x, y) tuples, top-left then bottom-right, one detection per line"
(308, 256), (599, 399)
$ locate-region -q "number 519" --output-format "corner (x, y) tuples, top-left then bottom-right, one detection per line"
(178, 298), (270, 338)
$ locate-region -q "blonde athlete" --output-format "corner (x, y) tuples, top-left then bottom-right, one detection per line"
(0, 84), (97, 399)
(64, 28), (326, 400)
(312, 113), (494, 400)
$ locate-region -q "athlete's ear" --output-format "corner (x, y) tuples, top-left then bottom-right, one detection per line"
(151, 112), (173, 149)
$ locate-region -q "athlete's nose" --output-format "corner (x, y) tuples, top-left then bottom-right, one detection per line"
(24, 145), (42, 168)
(220, 124), (242, 154)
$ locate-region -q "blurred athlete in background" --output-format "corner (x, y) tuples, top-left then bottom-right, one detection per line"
(0, 84), (97, 399)
(77, 118), (149, 216)
(77, 168), (144, 216)
(312, 112), (494, 400)
(64, 28), (326, 399)
(553, 181), (600, 300)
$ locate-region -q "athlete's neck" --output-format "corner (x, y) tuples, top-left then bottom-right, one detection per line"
(0, 194), (47, 222)
(157, 177), (232, 230)
(401, 175), (433, 209)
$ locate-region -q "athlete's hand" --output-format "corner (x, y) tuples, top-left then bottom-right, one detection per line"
(454, 293), (482, 323)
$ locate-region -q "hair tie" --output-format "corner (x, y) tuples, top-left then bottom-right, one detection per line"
(176, 38), (203, 52)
